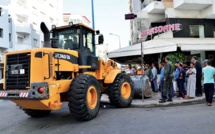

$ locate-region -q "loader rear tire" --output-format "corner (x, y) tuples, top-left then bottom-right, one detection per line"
(23, 109), (51, 118)
(68, 74), (100, 121)
(108, 73), (134, 108)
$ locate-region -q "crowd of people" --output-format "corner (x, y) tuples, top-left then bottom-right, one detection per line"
(126, 56), (215, 106)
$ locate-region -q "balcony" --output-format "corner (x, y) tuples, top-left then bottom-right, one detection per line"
(14, 6), (29, 17)
(143, 1), (165, 14)
(16, 24), (31, 34)
(174, 0), (212, 10)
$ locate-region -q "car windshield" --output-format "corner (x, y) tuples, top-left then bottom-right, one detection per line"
(57, 29), (80, 50)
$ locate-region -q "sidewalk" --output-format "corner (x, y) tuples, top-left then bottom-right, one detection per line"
(101, 92), (208, 108)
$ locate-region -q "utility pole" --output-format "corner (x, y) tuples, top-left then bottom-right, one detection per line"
(139, 20), (144, 102)
(125, 13), (145, 102)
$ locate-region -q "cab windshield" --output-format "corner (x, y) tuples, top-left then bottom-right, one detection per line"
(57, 29), (80, 50)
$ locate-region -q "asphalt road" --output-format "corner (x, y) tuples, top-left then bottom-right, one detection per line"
(0, 100), (215, 134)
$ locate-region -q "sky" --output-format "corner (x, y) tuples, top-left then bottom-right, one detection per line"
(63, 0), (130, 51)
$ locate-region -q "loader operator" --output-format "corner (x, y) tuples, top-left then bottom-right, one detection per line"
(64, 35), (79, 50)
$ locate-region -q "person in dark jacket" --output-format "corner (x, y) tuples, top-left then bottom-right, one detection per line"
(178, 63), (186, 99)
(192, 56), (202, 96)
(159, 57), (174, 103)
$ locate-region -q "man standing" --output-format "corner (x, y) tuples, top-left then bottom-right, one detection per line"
(202, 60), (215, 106)
(183, 62), (189, 92)
(192, 56), (202, 96)
(144, 64), (153, 81)
(159, 57), (174, 103)
(174, 61), (180, 95)
(158, 62), (165, 99)
(152, 63), (158, 92)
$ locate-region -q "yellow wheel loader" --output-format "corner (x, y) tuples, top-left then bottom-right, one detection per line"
(0, 22), (134, 121)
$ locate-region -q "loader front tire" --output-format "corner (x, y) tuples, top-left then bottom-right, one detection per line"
(108, 73), (134, 108)
(23, 109), (51, 118)
(68, 74), (100, 121)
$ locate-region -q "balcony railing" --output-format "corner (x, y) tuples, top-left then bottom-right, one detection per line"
(16, 24), (31, 34)
(143, 1), (165, 14)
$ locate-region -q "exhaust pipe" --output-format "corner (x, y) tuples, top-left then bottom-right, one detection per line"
(40, 22), (51, 48)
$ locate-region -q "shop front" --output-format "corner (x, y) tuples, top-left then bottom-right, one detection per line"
(107, 38), (215, 66)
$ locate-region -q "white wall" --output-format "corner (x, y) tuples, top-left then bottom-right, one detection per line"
(0, 3), (9, 49)
(7, 0), (63, 51)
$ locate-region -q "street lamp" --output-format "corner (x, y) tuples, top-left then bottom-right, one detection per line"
(109, 33), (121, 49)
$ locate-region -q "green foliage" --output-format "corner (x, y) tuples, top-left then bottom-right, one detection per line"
(167, 52), (185, 64)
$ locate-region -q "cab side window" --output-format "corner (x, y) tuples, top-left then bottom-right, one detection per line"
(82, 29), (94, 53)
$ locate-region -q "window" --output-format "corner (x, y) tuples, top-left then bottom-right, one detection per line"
(9, 33), (11, 42)
(32, 6), (38, 16)
(83, 29), (94, 53)
(8, 15), (11, 23)
(214, 26), (215, 38)
(87, 32), (93, 52)
(0, 28), (3, 38)
(0, 7), (2, 16)
(17, 0), (26, 7)
(49, 3), (54, 8)
(41, 41), (44, 47)
(57, 29), (80, 50)
(189, 25), (205, 38)
(33, 39), (38, 46)
(50, 18), (54, 24)
(17, 37), (23, 44)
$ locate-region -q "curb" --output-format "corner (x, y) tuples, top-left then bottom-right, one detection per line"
(130, 97), (206, 108)
(101, 96), (212, 108)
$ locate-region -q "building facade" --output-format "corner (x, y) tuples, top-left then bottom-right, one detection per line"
(129, 0), (215, 65)
(0, 0), (10, 78)
(0, 0), (63, 79)
(63, 13), (91, 27)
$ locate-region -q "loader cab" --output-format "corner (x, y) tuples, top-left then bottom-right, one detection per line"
(51, 23), (98, 71)
(51, 23), (95, 55)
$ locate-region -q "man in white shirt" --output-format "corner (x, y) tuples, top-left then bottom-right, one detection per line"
(202, 60), (215, 106)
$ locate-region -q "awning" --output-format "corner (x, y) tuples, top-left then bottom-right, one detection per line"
(107, 38), (215, 64)
(177, 38), (215, 51)
(108, 39), (177, 58)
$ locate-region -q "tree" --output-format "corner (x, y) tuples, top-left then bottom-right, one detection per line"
(167, 52), (185, 64)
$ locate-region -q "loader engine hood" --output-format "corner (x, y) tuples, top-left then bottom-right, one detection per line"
(3, 48), (78, 92)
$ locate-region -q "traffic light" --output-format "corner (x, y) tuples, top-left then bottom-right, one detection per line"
(125, 13), (137, 20)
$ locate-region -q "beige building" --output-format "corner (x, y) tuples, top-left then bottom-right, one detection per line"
(63, 13), (91, 27)
(108, 0), (215, 65)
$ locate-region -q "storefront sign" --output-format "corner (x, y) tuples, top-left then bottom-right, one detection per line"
(140, 23), (182, 37)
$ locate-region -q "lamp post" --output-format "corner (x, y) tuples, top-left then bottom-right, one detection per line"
(91, 0), (95, 29)
(109, 33), (121, 49)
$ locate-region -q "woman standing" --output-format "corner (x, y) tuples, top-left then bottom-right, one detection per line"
(186, 62), (196, 99)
